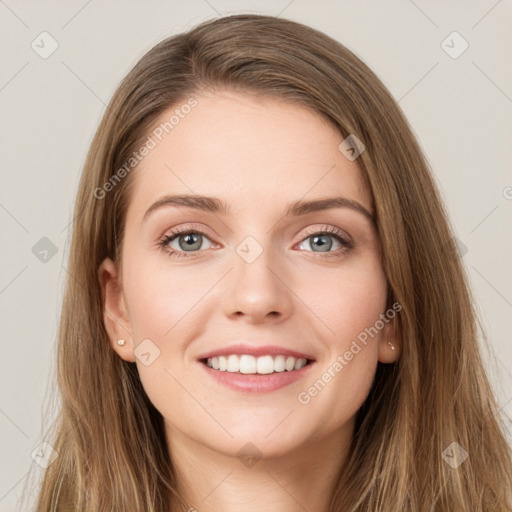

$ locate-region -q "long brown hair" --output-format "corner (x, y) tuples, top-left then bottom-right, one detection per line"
(26, 13), (512, 511)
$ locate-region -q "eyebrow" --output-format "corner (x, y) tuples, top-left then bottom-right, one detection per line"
(142, 194), (375, 223)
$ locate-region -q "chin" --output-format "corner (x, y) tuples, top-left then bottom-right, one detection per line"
(207, 416), (313, 460)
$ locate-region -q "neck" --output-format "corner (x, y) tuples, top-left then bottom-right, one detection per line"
(166, 420), (354, 512)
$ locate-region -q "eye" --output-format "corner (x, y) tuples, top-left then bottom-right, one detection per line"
(169, 231), (212, 252)
(157, 224), (353, 260)
(296, 225), (353, 256)
(157, 226), (216, 259)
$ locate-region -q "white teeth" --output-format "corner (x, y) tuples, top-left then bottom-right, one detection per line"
(227, 355), (239, 372)
(285, 356), (296, 371)
(274, 355), (285, 372)
(204, 354), (309, 374)
(257, 355), (274, 374)
(240, 354), (256, 374)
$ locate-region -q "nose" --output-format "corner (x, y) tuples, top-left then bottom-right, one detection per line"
(221, 241), (293, 324)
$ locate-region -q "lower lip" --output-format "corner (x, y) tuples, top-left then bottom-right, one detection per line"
(198, 360), (315, 393)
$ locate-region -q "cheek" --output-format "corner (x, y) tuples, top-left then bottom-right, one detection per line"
(303, 253), (388, 349)
(122, 254), (212, 339)
(288, 254), (388, 415)
(295, 262), (387, 430)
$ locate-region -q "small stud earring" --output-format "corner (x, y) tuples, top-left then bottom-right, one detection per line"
(387, 340), (395, 351)
(117, 339), (126, 346)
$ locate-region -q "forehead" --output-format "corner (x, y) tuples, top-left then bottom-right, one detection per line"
(125, 90), (372, 224)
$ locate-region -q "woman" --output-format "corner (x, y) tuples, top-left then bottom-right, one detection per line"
(31, 13), (512, 511)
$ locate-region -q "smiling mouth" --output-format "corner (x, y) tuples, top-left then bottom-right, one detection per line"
(200, 354), (315, 374)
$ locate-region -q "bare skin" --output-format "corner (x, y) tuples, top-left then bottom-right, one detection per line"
(99, 90), (401, 512)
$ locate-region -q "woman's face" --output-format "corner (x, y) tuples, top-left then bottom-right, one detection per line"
(100, 90), (400, 459)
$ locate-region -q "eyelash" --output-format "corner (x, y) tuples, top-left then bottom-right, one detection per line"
(157, 224), (353, 260)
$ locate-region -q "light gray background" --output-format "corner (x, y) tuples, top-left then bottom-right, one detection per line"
(1, 1), (511, 510)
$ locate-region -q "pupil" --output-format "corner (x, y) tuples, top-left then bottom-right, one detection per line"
(312, 234), (332, 252)
(180, 233), (201, 251)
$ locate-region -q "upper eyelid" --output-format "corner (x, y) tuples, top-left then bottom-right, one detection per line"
(164, 222), (215, 237)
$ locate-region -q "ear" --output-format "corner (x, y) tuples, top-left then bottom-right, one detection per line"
(98, 257), (136, 362)
(377, 317), (401, 364)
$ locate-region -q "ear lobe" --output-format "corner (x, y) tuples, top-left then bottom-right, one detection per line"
(98, 257), (136, 362)
(377, 318), (401, 364)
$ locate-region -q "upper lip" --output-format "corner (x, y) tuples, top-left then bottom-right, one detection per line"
(197, 344), (316, 361)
